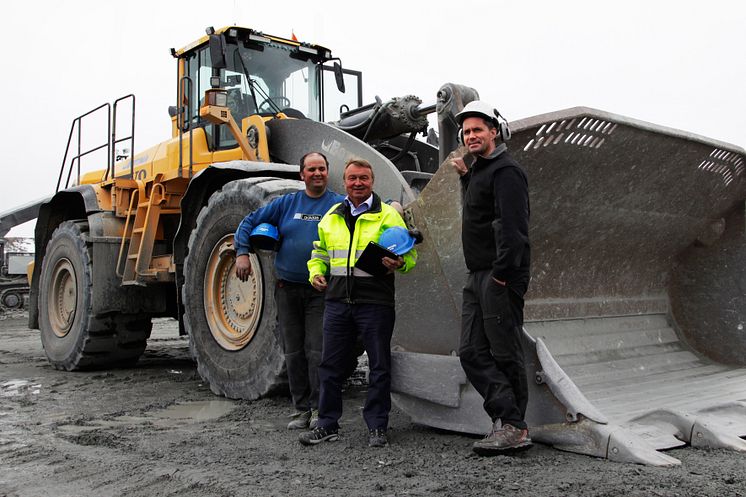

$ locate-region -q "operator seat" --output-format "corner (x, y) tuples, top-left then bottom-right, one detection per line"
(227, 88), (256, 123)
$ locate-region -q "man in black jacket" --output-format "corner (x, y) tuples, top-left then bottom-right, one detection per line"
(451, 101), (532, 455)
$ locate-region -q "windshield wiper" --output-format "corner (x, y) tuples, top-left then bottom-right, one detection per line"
(235, 51), (260, 112)
(236, 50), (283, 115)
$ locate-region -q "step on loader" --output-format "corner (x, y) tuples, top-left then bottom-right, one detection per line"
(1, 26), (742, 465)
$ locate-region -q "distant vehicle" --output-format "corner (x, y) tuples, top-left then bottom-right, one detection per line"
(0, 238), (32, 310)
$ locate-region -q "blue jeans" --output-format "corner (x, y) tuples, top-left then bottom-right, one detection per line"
(316, 300), (395, 431)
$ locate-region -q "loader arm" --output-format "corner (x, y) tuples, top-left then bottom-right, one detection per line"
(0, 197), (51, 238)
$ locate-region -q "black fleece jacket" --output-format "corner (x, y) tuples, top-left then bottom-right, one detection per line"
(460, 146), (531, 291)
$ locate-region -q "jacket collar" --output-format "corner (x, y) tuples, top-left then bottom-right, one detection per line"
(332, 192), (382, 217)
(479, 143), (508, 161)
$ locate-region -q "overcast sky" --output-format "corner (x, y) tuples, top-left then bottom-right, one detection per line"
(2, 0), (744, 236)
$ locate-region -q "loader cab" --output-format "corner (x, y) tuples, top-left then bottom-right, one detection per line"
(176, 27), (361, 151)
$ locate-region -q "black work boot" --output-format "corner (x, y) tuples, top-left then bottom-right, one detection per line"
(298, 426), (339, 446)
(368, 428), (388, 448)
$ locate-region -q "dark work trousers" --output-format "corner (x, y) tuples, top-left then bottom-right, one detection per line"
(317, 300), (395, 431)
(275, 281), (324, 411)
(459, 269), (529, 430)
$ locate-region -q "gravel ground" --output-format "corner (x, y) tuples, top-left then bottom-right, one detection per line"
(1, 314), (745, 497)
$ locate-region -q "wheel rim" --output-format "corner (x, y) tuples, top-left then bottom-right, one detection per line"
(204, 235), (263, 351)
(48, 258), (77, 337)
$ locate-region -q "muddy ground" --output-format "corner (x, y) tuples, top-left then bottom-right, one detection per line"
(1, 314), (745, 497)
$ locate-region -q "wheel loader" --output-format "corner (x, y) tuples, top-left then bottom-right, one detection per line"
(4, 26), (744, 466)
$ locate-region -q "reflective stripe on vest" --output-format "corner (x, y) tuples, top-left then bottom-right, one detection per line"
(329, 266), (374, 277)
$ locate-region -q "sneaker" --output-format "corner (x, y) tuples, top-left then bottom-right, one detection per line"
(309, 409), (319, 429)
(299, 426), (339, 446)
(368, 428), (388, 448)
(287, 410), (311, 430)
(472, 423), (532, 456)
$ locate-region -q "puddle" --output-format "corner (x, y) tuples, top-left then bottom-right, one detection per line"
(58, 424), (108, 435)
(56, 417), (151, 434)
(149, 400), (237, 422)
(1, 379), (41, 397)
(252, 417), (288, 432)
(55, 401), (237, 435)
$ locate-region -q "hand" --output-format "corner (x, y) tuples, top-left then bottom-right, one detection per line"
(450, 157), (468, 176)
(382, 256), (404, 273)
(492, 276), (506, 286)
(408, 228), (423, 245)
(311, 274), (328, 291)
(235, 254), (252, 281)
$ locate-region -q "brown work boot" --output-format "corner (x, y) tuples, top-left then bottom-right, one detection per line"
(287, 410), (311, 430)
(472, 422), (532, 456)
(309, 409), (320, 429)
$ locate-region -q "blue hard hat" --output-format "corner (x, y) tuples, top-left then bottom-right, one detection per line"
(378, 226), (415, 256)
(249, 223), (280, 251)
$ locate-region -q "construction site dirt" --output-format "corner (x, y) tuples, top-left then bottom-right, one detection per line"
(1, 315), (744, 497)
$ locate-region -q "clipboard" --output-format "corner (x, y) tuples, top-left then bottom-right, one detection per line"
(354, 241), (398, 277)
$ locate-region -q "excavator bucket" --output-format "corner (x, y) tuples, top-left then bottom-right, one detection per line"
(390, 106), (746, 465)
(265, 91), (743, 465)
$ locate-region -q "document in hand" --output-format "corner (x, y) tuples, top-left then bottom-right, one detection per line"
(354, 241), (398, 277)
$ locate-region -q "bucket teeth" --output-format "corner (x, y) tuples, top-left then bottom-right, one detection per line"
(606, 428), (681, 467)
(531, 418), (681, 466)
(629, 406), (746, 451)
(690, 420), (746, 451)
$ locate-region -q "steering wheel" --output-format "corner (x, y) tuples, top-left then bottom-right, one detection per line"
(258, 96), (292, 113)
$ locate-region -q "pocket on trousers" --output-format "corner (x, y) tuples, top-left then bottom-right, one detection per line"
(482, 281), (512, 327)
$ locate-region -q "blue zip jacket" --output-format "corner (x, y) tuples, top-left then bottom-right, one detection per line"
(234, 189), (344, 283)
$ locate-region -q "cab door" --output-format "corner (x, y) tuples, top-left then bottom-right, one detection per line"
(321, 66), (363, 122)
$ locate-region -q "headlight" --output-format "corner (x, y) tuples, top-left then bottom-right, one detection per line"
(205, 89), (228, 107)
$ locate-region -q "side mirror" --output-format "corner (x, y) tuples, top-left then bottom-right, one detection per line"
(209, 33), (227, 70)
(333, 61), (345, 93)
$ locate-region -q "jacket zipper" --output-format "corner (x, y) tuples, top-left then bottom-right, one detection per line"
(345, 218), (355, 304)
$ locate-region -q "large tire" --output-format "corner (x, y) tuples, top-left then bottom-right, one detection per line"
(39, 221), (151, 370)
(183, 177), (304, 399)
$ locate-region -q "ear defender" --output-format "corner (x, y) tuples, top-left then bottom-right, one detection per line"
(494, 108), (512, 142)
(499, 121), (511, 141)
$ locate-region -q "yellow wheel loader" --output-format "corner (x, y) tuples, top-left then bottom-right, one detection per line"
(4, 26), (744, 465)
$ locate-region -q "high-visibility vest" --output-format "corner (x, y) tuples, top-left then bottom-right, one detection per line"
(308, 200), (417, 282)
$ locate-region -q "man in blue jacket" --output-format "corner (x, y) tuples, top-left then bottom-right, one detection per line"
(234, 151), (343, 430)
